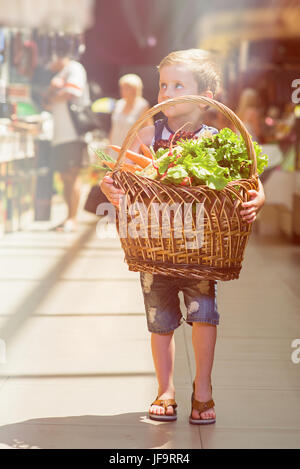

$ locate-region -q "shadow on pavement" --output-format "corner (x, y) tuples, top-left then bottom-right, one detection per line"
(0, 222), (97, 345)
(0, 413), (176, 449)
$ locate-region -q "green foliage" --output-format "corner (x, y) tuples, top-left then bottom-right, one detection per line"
(153, 128), (268, 190)
(154, 147), (169, 160)
(93, 148), (116, 163)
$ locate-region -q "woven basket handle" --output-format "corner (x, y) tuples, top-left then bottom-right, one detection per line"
(114, 95), (257, 176)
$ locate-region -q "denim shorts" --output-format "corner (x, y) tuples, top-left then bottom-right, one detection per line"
(140, 272), (219, 334)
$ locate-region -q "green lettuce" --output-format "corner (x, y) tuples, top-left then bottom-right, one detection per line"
(152, 128), (268, 190)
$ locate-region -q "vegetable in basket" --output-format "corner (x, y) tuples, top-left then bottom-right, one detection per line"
(92, 148), (143, 173)
(136, 128), (268, 190)
(94, 128), (268, 191)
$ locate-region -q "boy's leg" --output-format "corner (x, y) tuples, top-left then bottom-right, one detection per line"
(139, 273), (182, 416)
(191, 322), (217, 420)
(181, 279), (219, 420)
(149, 331), (176, 416)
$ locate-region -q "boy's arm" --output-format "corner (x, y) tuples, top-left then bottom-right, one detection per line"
(100, 125), (155, 206)
(240, 177), (266, 224)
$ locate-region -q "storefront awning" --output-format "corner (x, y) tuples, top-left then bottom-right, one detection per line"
(0, 0), (95, 32)
(198, 4), (300, 53)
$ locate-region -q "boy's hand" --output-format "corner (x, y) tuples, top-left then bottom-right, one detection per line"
(100, 173), (125, 208)
(240, 189), (265, 224)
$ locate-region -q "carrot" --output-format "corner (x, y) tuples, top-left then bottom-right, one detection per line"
(139, 142), (153, 159)
(136, 134), (153, 159)
(99, 160), (142, 173)
(107, 145), (151, 168)
(98, 161), (116, 170)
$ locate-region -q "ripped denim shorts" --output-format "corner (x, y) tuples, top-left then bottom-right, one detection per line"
(140, 272), (219, 334)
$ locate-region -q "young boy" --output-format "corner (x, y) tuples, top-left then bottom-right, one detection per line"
(101, 49), (266, 424)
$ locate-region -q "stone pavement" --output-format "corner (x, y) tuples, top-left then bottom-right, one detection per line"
(0, 201), (299, 449)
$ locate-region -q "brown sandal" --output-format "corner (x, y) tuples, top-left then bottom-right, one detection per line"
(189, 382), (216, 425)
(149, 397), (178, 422)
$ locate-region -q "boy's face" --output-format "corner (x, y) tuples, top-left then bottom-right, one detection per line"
(158, 64), (202, 121)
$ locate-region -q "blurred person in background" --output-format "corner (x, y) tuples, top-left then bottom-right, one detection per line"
(236, 88), (263, 143)
(108, 74), (152, 156)
(264, 106), (281, 143)
(275, 103), (296, 142)
(43, 37), (90, 233)
(204, 92), (235, 131)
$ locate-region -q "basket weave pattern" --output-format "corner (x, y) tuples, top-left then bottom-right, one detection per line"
(112, 96), (259, 281)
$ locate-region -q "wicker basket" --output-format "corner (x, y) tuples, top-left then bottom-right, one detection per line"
(112, 95), (259, 281)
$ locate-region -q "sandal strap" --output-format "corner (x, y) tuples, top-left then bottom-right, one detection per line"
(192, 397), (215, 413)
(151, 398), (177, 411)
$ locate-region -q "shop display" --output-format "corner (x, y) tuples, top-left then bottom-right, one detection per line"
(0, 24), (94, 235)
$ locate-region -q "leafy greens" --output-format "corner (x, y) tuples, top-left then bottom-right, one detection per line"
(138, 128), (268, 190)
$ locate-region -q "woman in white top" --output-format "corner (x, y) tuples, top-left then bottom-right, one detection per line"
(109, 74), (152, 157)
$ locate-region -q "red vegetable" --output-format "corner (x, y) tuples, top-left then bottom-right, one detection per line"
(180, 177), (192, 186)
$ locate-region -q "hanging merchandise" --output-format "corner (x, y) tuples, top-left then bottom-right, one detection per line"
(12, 31), (24, 68)
(35, 32), (52, 67)
(17, 40), (38, 78)
(11, 30), (38, 80)
(32, 31), (87, 67)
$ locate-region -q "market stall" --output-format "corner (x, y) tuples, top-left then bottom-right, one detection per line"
(0, 0), (95, 235)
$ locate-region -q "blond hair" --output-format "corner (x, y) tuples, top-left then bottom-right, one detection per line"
(158, 49), (221, 96)
(119, 74), (143, 97)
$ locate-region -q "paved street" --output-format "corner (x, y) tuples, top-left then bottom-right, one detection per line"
(0, 201), (299, 449)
